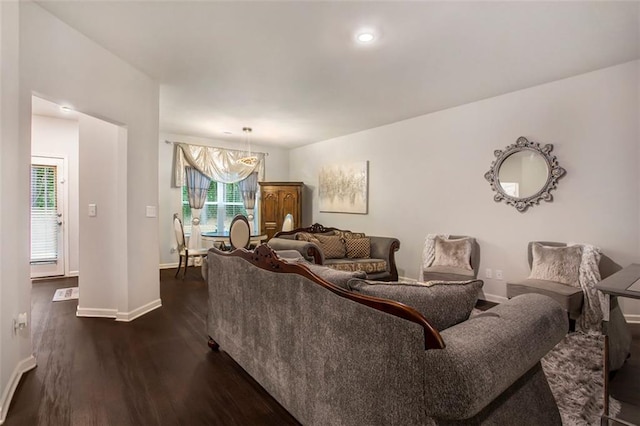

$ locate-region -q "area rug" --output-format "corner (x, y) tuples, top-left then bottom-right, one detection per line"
(541, 332), (620, 426)
(52, 286), (79, 302)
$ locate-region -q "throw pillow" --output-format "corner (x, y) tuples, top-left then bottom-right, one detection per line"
(347, 279), (483, 331)
(315, 234), (347, 259)
(529, 243), (582, 287)
(432, 236), (473, 271)
(296, 232), (320, 244)
(345, 237), (371, 259)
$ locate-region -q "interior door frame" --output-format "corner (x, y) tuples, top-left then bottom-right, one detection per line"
(30, 155), (68, 278)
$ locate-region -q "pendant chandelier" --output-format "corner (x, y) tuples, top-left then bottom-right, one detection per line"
(237, 127), (258, 167)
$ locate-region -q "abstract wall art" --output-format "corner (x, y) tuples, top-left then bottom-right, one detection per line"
(318, 161), (368, 214)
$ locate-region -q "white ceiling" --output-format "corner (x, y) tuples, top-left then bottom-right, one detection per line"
(37, 1), (639, 148)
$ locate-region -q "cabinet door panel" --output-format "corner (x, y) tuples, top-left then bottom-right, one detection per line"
(261, 190), (280, 238)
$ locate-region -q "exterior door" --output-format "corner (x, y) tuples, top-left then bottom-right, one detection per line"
(30, 156), (65, 278)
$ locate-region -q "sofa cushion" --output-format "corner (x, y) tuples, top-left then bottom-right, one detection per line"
(432, 236), (473, 271)
(315, 234), (347, 259)
(529, 243), (582, 287)
(345, 237), (371, 259)
(333, 230), (366, 239)
(302, 262), (366, 289)
(347, 279), (483, 331)
(325, 258), (387, 274)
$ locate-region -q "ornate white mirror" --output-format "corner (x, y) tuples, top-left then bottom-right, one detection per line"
(485, 137), (566, 212)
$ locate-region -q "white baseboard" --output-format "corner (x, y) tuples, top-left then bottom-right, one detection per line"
(159, 263), (178, 270)
(116, 299), (162, 322)
(0, 355), (37, 425)
(480, 292), (509, 304)
(68, 270), (79, 277)
(76, 307), (117, 319)
(625, 314), (640, 324)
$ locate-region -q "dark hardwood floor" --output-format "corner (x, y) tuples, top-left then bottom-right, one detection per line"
(5, 269), (640, 425)
(6, 269), (299, 426)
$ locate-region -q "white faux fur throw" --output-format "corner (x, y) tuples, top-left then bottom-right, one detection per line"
(571, 243), (607, 334)
(419, 234), (449, 281)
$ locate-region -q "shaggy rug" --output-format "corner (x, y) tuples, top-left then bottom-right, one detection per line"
(541, 332), (620, 425)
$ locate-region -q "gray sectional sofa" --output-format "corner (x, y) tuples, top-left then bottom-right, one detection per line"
(206, 245), (568, 426)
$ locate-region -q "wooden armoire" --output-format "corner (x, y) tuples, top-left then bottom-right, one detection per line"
(259, 182), (303, 240)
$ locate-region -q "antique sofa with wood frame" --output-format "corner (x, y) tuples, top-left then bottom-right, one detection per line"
(267, 223), (400, 281)
(206, 245), (568, 426)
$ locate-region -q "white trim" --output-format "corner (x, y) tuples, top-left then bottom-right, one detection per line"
(398, 276), (416, 282)
(160, 262), (178, 270)
(116, 299), (162, 322)
(0, 355), (37, 425)
(625, 314), (640, 324)
(76, 307), (117, 319)
(480, 292), (509, 304)
(68, 270), (79, 277)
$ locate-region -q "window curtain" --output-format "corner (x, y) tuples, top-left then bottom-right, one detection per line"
(185, 166), (211, 250)
(173, 143), (265, 186)
(237, 171), (259, 233)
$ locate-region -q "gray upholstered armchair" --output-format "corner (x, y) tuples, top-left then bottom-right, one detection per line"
(506, 241), (631, 370)
(421, 235), (480, 282)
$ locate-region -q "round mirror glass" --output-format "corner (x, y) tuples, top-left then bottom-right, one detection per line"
(497, 150), (549, 198)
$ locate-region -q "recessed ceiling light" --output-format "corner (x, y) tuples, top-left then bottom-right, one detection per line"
(59, 106), (72, 112)
(223, 131), (233, 135)
(356, 32), (375, 43)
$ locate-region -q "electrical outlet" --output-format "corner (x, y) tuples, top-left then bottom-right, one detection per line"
(496, 270), (504, 280)
(485, 268), (492, 279)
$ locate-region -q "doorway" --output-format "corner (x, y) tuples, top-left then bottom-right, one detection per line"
(30, 156), (65, 278)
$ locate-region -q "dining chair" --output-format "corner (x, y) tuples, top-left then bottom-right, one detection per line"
(229, 214), (251, 250)
(173, 213), (209, 279)
(282, 213), (294, 232)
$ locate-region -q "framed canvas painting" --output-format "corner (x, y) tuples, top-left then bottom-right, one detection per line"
(318, 161), (368, 214)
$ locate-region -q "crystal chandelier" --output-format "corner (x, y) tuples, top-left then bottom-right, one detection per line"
(237, 127), (258, 166)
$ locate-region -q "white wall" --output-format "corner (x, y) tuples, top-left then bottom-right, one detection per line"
(1, 2), (162, 416)
(290, 61), (640, 317)
(31, 115), (80, 275)
(159, 132), (290, 266)
(19, 2), (160, 321)
(77, 115), (125, 317)
(0, 2), (36, 423)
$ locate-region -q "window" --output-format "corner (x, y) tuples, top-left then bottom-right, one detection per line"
(31, 164), (59, 263)
(181, 181), (256, 234)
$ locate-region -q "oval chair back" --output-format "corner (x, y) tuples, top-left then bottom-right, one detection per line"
(282, 213), (294, 232)
(173, 214), (186, 251)
(229, 214), (251, 250)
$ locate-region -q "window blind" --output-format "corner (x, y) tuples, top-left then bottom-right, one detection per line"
(31, 165), (58, 264)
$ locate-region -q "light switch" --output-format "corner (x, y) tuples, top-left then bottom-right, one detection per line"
(146, 206), (157, 218)
(88, 204), (97, 217)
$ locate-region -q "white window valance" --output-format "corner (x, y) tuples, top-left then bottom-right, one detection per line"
(172, 142), (265, 187)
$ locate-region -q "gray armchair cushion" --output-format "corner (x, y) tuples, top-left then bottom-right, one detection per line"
(423, 265), (475, 282)
(506, 278), (584, 316)
(347, 279), (483, 331)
